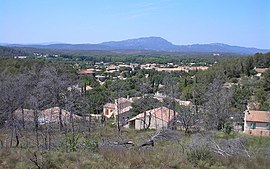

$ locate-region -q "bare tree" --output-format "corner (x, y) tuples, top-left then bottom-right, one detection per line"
(162, 75), (181, 129)
(0, 74), (31, 147)
(204, 78), (233, 130)
(109, 80), (130, 133)
(131, 96), (160, 129)
(176, 105), (202, 134)
(65, 88), (90, 138)
(38, 65), (76, 131)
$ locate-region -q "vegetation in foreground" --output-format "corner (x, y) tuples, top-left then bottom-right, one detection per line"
(0, 126), (270, 169)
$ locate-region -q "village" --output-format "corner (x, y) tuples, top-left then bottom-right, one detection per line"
(12, 61), (269, 137)
(1, 51), (270, 169)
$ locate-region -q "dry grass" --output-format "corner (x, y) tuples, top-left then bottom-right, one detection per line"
(0, 126), (270, 169)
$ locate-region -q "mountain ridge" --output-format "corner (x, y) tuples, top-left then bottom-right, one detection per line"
(2, 37), (269, 54)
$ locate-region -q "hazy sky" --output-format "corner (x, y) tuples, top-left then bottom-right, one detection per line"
(1, 0), (269, 48)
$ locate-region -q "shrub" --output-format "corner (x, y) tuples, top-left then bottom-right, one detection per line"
(187, 146), (213, 165)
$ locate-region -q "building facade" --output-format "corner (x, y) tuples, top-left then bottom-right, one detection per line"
(244, 110), (270, 136)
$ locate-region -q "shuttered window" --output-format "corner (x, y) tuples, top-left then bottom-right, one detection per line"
(267, 123), (270, 130)
(250, 122), (256, 129)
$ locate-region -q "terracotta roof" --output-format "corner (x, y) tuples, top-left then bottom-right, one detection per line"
(14, 109), (36, 121)
(116, 97), (131, 104)
(77, 69), (95, 75)
(129, 107), (177, 123)
(15, 107), (82, 123)
(245, 110), (270, 123)
(103, 103), (116, 109)
(40, 107), (82, 123)
(115, 106), (132, 115)
(255, 68), (268, 73)
(106, 65), (118, 70)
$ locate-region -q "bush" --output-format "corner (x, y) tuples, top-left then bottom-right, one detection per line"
(187, 146), (213, 164)
(222, 122), (232, 136)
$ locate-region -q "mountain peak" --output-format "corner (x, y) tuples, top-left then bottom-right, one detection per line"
(100, 36), (174, 50)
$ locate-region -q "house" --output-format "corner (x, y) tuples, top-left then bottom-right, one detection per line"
(103, 103), (116, 118)
(77, 69), (95, 77)
(153, 92), (166, 102)
(103, 97), (134, 126)
(153, 92), (192, 106)
(115, 105), (133, 126)
(95, 75), (106, 82)
(14, 109), (36, 122)
(244, 110), (270, 136)
(39, 107), (82, 124)
(254, 67), (268, 77)
(14, 107), (82, 125)
(223, 82), (234, 89)
(254, 67), (268, 74)
(106, 65), (119, 73)
(175, 99), (192, 106)
(127, 107), (178, 130)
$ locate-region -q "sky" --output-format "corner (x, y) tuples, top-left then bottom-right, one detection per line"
(0, 0), (270, 49)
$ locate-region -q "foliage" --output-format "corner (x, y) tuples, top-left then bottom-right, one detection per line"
(65, 133), (80, 152)
(222, 122), (232, 135)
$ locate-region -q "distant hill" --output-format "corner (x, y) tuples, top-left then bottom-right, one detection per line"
(0, 46), (28, 57)
(2, 37), (270, 54)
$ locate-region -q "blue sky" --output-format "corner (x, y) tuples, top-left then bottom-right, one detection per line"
(1, 0), (269, 49)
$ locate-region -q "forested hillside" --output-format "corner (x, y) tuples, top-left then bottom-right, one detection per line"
(0, 46), (28, 57)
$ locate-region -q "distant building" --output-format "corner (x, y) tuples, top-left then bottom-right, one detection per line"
(77, 69), (95, 77)
(106, 65), (119, 73)
(154, 92), (192, 106)
(127, 107), (178, 130)
(254, 67), (268, 77)
(155, 66), (209, 72)
(95, 75), (106, 82)
(14, 56), (27, 59)
(254, 67), (268, 74)
(244, 110), (270, 136)
(223, 82), (234, 89)
(175, 99), (192, 106)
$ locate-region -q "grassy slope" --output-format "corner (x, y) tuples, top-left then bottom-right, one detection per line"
(0, 127), (270, 169)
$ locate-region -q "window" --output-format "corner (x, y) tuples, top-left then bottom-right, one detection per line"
(267, 123), (270, 130)
(250, 122), (256, 129)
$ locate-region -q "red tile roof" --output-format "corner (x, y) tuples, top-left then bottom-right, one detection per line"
(255, 68), (268, 73)
(40, 107), (82, 122)
(103, 103), (116, 109)
(129, 107), (178, 123)
(245, 110), (270, 123)
(77, 69), (95, 75)
(116, 97), (131, 104)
